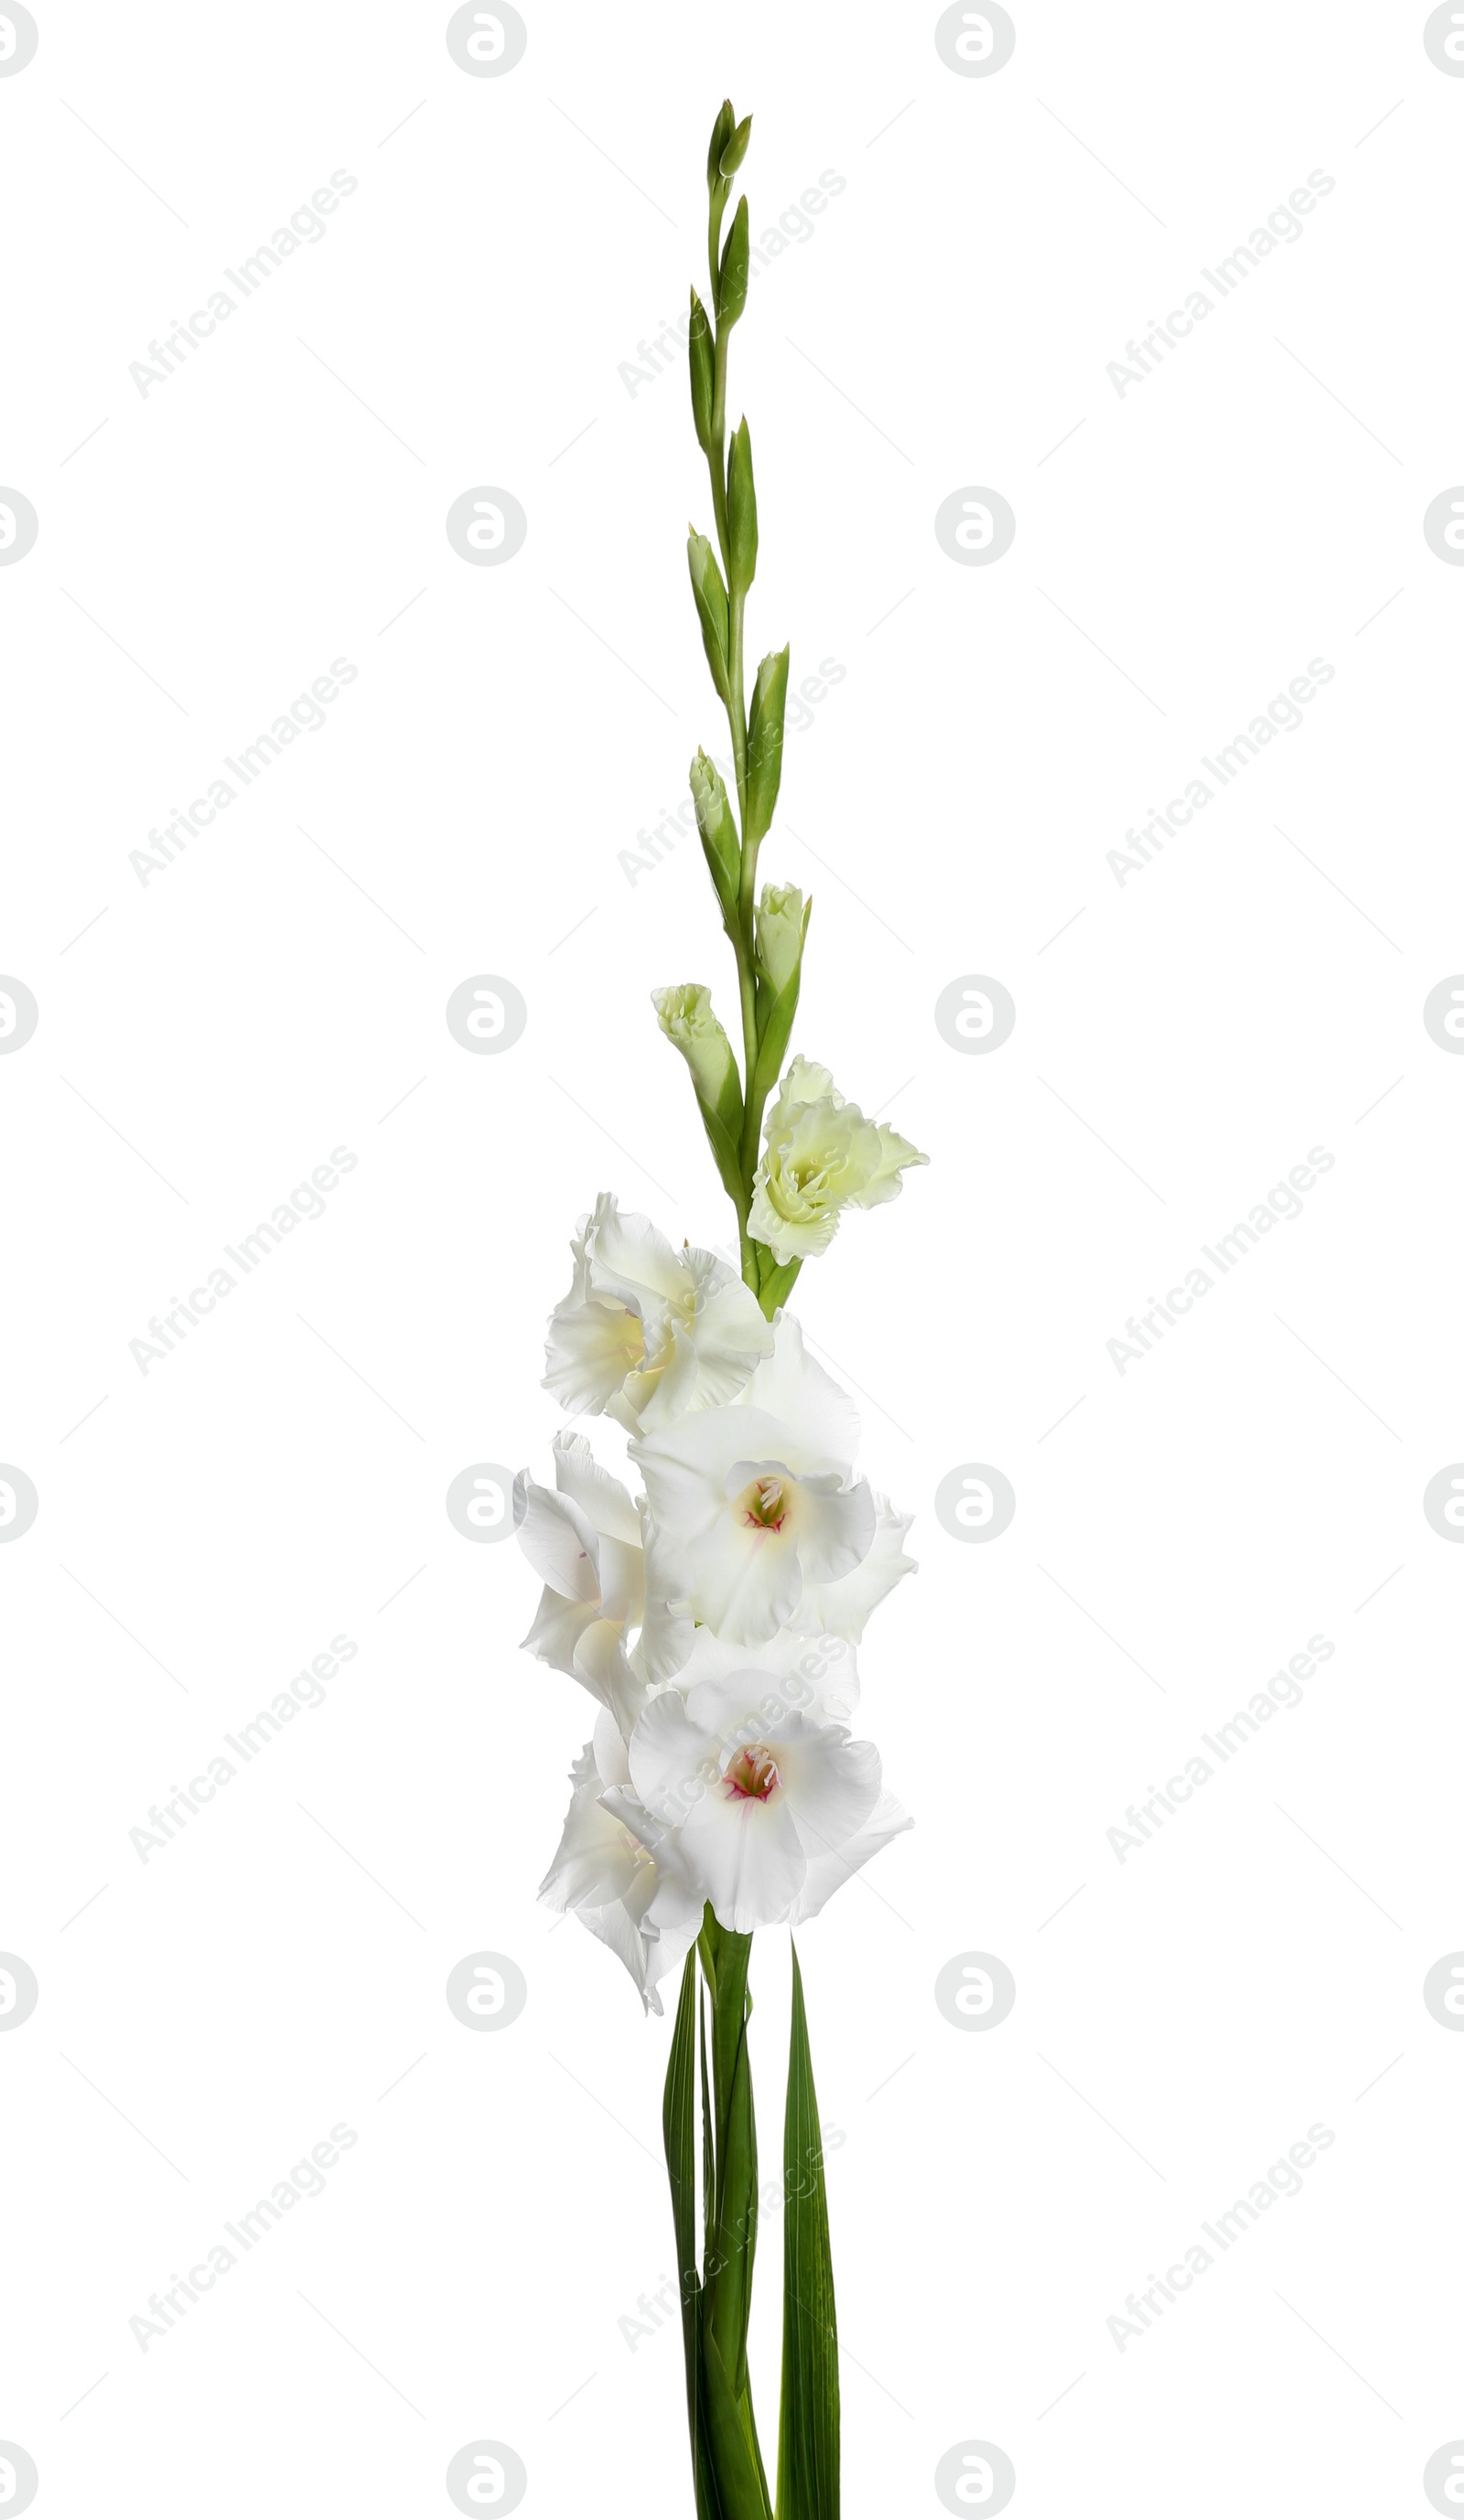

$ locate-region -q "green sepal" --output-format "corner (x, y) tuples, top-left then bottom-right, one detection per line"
(720, 113), (753, 179)
(719, 198), (750, 332)
(691, 749), (741, 923)
(751, 895), (810, 1101)
(744, 645), (789, 842)
(706, 99), (736, 194)
(755, 1248), (802, 1317)
(689, 288), (716, 455)
(776, 1942), (840, 2520)
(727, 416), (758, 593)
(700, 1096), (749, 1214)
(688, 531), (732, 704)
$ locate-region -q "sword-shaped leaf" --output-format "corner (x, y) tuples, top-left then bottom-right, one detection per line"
(777, 1944), (839, 2520)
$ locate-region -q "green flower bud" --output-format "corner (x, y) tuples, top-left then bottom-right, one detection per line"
(706, 99), (736, 194)
(655, 982), (740, 1143)
(651, 987), (744, 1203)
(686, 530), (730, 702)
(691, 751), (740, 916)
(688, 288), (715, 455)
(719, 113), (753, 180)
(755, 883), (807, 993)
(727, 415), (758, 594)
(718, 197), (749, 331)
(744, 644), (789, 843)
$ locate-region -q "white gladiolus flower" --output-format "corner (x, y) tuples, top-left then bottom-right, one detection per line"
(515, 1433), (659, 1735)
(789, 1494), (917, 1643)
(539, 1713), (704, 2014)
(749, 1055), (928, 1266)
(544, 1193), (772, 1434)
(522, 1202), (916, 1995)
(630, 1314), (903, 1659)
(627, 1662), (899, 1934)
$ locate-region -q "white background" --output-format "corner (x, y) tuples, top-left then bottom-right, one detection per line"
(4, 2), (1464, 2513)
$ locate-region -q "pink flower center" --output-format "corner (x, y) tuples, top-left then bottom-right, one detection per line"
(725, 1744), (781, 1802)
(741, 1474), (787, 1531)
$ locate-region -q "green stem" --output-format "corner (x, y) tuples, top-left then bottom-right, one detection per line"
(702, 186), (774, 1305)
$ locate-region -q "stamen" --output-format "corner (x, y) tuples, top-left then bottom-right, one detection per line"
(742, 1475), (786, 1531)
(725, 1745), (780, 1802)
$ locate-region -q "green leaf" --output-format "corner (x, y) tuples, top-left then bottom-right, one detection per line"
(706, 1938), (758, 2392)
(776, 1943), (839, 2520)
(727, 416), (758, 593)
(704, 1929), (772, 2517)
(745, 646), (789, 843)
(688, 531), (732, 703)
(689, 288), (716, 454)
(663, 1946), (717, 2520)
(700, 1982), (715, 2252)
(702, 2316), (773, 2520)
(719, 197), (750, 330)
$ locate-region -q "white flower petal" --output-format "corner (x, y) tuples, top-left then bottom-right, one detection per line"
(785, 1791), (913, 1924)
(520, 1585), (598, 1676)
(636, 1279), (774, 1427)
(544, 1292), (646, 1417)
(774, 1712), (882, 1857)
(593, 1708), (631, 1788)
(552, 1431), (641, 1547)
(595, 1535), (645, 1633)
(788, 1471), (876, 1584)
(741, 1315), (861, 1470)
(582, 1197), (688, 1310)
(791, 1496), (915, 1641)
(689, 1511), (802, 1646)
(681, 1787), (807, 1933)
(514, 1472), (599, 1601)
(633, 1405), (791, 1539)
(629, 1688), (720, 1827)
(538, 1756), (642, 1912)
(636, 1514), (696, 1685)
(572, 1620), (649, 1737)
(672, 1625), (860, 1722)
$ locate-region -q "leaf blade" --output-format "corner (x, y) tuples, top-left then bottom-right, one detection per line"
(664, 1946), (718, 2520)
(777, 1943), (839, 2520)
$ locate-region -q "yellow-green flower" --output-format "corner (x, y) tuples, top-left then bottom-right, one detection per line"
(749, 1055), (928, 1264)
